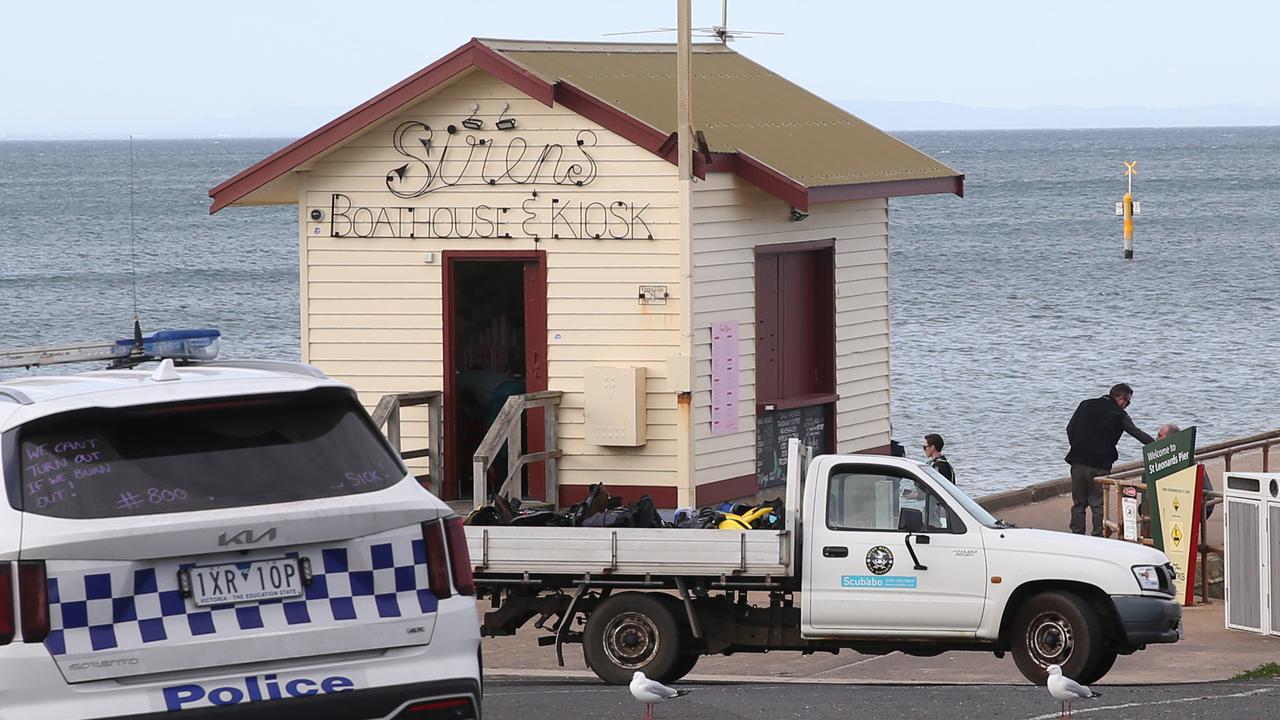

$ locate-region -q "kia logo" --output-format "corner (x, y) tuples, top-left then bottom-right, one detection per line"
(218, 528), (279, 546)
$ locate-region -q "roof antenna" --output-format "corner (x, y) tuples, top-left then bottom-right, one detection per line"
(603, 0), (783, 43)
(128, 136), (143, 356)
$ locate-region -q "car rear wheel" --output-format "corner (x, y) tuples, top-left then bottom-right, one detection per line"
(583, 592), (683, 685)
(1011, 591), (1104, 685)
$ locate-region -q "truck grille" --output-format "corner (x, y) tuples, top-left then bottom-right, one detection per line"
(1159, 563), (1177, 595)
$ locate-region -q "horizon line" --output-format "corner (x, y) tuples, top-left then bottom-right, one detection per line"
(3, 122), (1280, 142)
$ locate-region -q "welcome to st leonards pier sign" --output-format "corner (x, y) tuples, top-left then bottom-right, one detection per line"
(323, 120), (654, 240)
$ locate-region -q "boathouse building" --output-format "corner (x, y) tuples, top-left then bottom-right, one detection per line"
(210, 38), (962, 509)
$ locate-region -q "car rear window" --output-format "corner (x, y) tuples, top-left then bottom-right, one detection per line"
(8, 388), (407, 519)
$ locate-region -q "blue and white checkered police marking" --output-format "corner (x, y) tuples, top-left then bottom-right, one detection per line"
(44, 534), (435, 657)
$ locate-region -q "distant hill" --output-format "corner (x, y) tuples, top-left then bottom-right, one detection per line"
(838, 100), (1280, 131)
(4, 102), (1279, 140)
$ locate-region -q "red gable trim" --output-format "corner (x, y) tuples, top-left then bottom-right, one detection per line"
(707, 153), (964, 210)
(807, 175), (965, 204)
(554, 82), (706, 180)
(732, 153), (810, 211)
(554, 81), (668, 157)
(208, 39), (555, 214)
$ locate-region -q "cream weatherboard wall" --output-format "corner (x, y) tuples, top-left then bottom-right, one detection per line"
(691, 174), (892, 493)
(295, 69), (682, 496)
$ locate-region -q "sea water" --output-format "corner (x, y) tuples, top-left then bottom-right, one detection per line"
(2, 128), (1277, 494)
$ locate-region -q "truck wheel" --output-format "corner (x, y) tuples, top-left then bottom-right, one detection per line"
(651, 593), (700, 683)
(1075, 650), (1118, 686)
(1011, 591), (1104, 685)
(583, 593), (683, 685)
(665, 652), (700, 683)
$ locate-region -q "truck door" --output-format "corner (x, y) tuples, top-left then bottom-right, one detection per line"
(802, 461), (987, 635)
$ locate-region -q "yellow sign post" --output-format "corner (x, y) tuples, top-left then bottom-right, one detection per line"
(1152, 464), (1206, 605)
(1121, 161), (1138, 259)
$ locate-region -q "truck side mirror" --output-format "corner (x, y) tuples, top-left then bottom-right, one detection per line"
(898, 507), (925, 533)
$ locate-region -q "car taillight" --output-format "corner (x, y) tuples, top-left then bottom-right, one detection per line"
(396, 696), (476, 719)
(422, 521), (451, 600)
(18, 561), (49, 643)
(443, 517), (475, 596)
(0, 563), (14, 645)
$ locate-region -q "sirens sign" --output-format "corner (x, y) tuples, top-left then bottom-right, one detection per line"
(324, 119), (653, 240)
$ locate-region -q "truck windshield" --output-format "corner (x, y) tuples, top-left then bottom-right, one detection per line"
(10, 388), (407, 519)
(920, 465), (1003, 528)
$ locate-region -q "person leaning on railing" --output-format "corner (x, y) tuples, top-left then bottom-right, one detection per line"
(1065, 383), (1154, 536)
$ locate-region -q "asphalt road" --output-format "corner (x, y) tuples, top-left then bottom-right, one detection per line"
(484, 677), (1280, 720)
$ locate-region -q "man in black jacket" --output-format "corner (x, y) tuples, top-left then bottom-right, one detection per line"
(1066, 383), (1154, 535)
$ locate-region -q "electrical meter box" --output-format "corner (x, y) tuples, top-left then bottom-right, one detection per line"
(585, 366), (647, 446)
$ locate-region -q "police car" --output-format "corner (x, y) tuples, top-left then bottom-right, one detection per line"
(0, 357), (480, 719)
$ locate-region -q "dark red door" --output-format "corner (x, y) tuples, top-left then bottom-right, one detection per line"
(442, 251), (547, 502)
(522, 259), (548, 500)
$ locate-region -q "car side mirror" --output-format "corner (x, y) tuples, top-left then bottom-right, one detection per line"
(898, 507), (926, 533)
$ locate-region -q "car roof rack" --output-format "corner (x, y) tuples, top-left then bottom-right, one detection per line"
(195, 360), (328, 379)
(0, 387), (34, 405)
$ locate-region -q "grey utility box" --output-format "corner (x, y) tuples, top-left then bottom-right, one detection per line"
(1222, 472), (1280, 636)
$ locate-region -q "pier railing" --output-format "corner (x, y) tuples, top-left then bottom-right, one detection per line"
(1098, 429), (1280, 604)
(371, 390), (443, 490)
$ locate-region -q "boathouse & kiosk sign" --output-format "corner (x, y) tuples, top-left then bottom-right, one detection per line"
(324, 120), (653, 240)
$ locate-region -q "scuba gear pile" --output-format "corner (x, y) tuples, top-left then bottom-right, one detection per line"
(465, 483), (784, 532)
(716, 504), (775, 530)
(713, 498), (784, 531)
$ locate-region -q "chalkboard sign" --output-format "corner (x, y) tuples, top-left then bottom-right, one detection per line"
(756, 403), (828, 489)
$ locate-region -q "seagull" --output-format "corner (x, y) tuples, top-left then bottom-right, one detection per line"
(630, 671), (689, 720)
(1047, 664), (1101, 719)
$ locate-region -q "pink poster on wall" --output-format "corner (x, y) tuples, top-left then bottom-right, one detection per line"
(710, 320), (740, 435)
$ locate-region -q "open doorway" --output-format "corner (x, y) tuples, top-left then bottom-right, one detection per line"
(443, 251), (547, 502)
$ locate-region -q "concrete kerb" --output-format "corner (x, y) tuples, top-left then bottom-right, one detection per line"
(483, 668), (1036, 686)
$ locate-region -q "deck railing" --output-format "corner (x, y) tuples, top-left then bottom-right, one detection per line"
(472, 390), (563, 510)
(370, 390), (443, 490)
(1098, 429), (1280, 603)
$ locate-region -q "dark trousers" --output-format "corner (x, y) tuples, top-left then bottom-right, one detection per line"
(1070, 463), (1108, 535)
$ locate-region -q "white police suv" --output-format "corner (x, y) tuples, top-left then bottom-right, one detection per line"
(0, 360), (480, 719)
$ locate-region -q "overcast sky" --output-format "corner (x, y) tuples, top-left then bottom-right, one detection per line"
(3, 0), (1278, 137)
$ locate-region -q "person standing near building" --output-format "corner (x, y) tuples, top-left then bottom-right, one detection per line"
(1065, 383), (1154, 536)
(923, 433), (956, 483)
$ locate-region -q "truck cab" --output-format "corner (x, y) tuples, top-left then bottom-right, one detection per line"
(800, 451), (1182, 681)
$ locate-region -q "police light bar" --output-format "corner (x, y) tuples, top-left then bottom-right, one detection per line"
(114, 329), (221, 362)
(0, 329), (222, 370)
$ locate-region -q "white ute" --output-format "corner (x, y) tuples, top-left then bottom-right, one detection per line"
(0, 360), (480, 720)
(468, 441), (1182, 685)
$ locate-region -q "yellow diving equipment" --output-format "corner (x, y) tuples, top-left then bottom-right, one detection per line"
(717, 504), (774, 531)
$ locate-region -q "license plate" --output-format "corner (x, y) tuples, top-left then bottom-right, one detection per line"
(186, 557), (304, 607)
(1176, 620), (1185, 640)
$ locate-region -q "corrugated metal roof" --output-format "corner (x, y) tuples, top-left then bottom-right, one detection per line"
(483, 39), (960, 189)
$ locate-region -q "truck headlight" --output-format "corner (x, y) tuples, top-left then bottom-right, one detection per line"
(1132, 565), (1162, 591)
